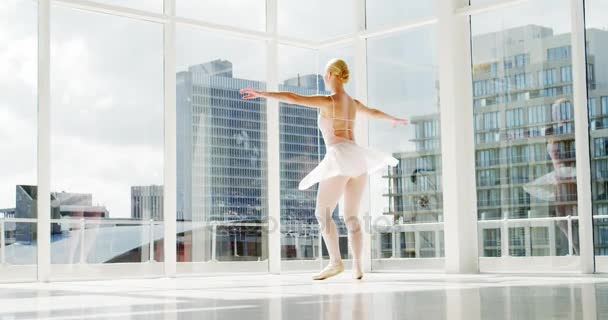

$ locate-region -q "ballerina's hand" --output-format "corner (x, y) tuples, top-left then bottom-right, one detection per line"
(240, 87), (264, 100)
(391, 118), (408, 128)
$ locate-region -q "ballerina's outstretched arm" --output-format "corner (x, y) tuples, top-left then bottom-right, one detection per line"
(353, 99), (408, 127)
(240, 87), (331, 109)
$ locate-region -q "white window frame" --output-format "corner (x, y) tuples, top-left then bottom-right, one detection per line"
(0, 0), (599, 283)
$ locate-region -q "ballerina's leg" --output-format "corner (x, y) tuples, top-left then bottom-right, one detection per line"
(343, 173), (368, 276)
(315, 175), (350, 265)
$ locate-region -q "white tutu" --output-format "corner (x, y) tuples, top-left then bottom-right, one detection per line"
(298, 140), (399, 190)
(523, 166), (577, 201)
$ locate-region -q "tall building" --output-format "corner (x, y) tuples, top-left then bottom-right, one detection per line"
(176, 59), (268, 261)
(382, 85), (444, 259)
(586, 28), (608, 256)
(177, 59), (267, 224)
(177, 62), (349, 260)
(471, 25), (608, 256)
(131, 185), (164, 220)
(382, 26), (608, 258)
(473, 25), (576, 257)
(279, 74), (324, 226)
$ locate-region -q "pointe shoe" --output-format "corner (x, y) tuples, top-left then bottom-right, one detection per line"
(312, 262), (344, 280)
(352, 270), (363, 280)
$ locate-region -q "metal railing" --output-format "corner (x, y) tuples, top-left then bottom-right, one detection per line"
(49, 218), (163, 264)
(373, 221), (445, 259)
(477, 215), (608, 257)
(3, 215), (607, 266)
(180, 221), (268, 262)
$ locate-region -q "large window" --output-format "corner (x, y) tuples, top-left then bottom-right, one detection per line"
(471, 0), (579, 262)
(50, 6), (164, 276)
(367, 27), (444, 266)
(0, 0), (38, 281)
(176, 27), (268, 269)
(277, 46), (323, 263)
(4, 0), (608, 282)
(584, 0), (608, 270)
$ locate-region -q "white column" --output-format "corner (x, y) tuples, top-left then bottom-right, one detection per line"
(570, 0), (595, 273)
(163, 0), (177, 277)
(37, 0), (52, 282)
(436, 0), (479, 273)
(353, 0), (373, 273)
(266, 0), (281, 274)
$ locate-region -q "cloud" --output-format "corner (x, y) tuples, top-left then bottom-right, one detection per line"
(0, 0), (38, 209)
(176, 25), (267, 81)
(177, 0), (265, 32)
(366, 0), (434, 31)
(278, 45), (317, 84)
(586, 1), (608, 30)
(471, 0), (572, 36)
(51, 136), (163, 216)
(277, 0), (356, 41)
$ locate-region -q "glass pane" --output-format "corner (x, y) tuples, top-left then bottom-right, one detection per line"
(176, 27), (268, 263)
(472, 0), (579, 259)
(50, 6), (164, 268)
(87, 0), (162, 13)
(278, 46), (323, 261)
(366, 0), (435, 31)
(278, 0), (356, 41)
(0, 0), (37, 281)
(585, 0), (608, 266)
(368, 27), (444, 262)
(176, 0), (266, 32)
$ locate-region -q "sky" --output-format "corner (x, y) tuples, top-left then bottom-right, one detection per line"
(0, 0), (38, 213)
(1, 0), (607, 219)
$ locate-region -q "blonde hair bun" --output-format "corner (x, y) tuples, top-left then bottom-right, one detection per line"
(326, 58), (350, 84)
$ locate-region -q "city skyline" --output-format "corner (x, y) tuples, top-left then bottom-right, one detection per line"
(3, 23), (608, 220)
(5, 0), (603, 220)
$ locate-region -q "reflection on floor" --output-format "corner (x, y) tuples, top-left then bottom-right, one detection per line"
(0, 272), (607, 319)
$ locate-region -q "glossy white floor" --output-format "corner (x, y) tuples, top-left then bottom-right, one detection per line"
(0, 272), (607, 320)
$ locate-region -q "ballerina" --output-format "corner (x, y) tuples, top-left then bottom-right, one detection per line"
(524, 97), (578, 255)
(240, 58), (407, 280)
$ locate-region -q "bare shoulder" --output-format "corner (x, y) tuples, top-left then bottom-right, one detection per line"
(314, 94), (334, 115)
(290, 93), (333, 109)
(352, 98), (367, 110)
